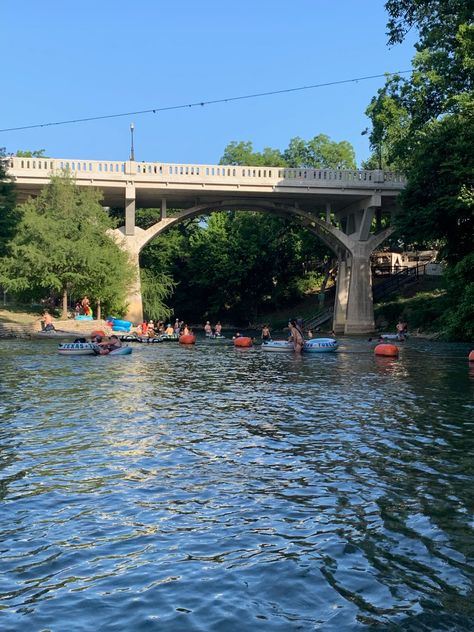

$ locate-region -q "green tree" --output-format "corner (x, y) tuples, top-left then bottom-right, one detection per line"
(0, 173), (133, 317)
(219, 141), (286, 166)
(0, 149), (17, 258)
(220, 135), (357, 169)
(284, 134), (357, 169)
(363, 1), (474, 339)
(163, 210), (331, 324)
(140, 269), (176, 322)
(15, 150), (47, 158)
(396, 111), (474, 263)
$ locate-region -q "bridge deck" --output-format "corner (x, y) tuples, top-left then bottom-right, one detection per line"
(8, 157), (405, 211)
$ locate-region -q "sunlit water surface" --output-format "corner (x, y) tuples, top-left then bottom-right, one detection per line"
(0, 336), (473, 631)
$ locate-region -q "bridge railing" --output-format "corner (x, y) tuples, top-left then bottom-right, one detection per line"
(8, 157), (406, 187)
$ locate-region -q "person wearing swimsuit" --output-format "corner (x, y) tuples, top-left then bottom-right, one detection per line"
(288, 319), (304, 353)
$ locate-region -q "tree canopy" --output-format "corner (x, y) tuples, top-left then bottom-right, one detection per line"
(219, 134), (356, 169)
(0, 149), (17, 258)
(363, 0), (474, 339)
(0, 173), (134, 317)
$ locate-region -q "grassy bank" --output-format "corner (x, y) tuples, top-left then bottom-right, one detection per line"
(374, 276), (448, 336)
(0, 305), (40, 325)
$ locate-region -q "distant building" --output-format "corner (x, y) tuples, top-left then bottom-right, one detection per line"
(371, 250), (443, 276)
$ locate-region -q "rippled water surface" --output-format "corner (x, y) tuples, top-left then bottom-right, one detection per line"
(0, 336), (473, 631)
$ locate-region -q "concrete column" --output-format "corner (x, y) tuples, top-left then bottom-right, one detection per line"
(344, 254), (374, 334)
(333, 256), (350, 334)
(160, 198), (167, 220)
(358, 206), (376, 241)
(110, 228), (144, 325)
(123, 249), (143, 324)
(325, 202), (331, 224)
(125, 184), (136, 236)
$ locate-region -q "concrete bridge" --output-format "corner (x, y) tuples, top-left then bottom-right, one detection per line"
(8, 156), (406, 333)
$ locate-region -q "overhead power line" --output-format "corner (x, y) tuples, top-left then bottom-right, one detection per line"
(0, 70), (412, 133)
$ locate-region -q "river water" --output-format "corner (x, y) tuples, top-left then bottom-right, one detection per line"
(0, 336), (473, 631)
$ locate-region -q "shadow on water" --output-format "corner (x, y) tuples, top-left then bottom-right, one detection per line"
(0, 337), (473, 631)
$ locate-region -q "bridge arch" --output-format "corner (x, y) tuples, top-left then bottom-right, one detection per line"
(113, 199), (394, 334)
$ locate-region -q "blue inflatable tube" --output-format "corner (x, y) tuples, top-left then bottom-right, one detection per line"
(111, 319), (132, 328)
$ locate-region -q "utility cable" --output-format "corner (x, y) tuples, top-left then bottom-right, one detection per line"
(0, 70), (413, 133)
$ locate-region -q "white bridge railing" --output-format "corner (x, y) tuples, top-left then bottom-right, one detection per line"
(7, 156), (406, 187)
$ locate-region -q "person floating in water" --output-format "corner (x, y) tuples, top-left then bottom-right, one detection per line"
(261, 324), (271, 341)
(396, 318), (408, 340)
(96, 335), (122, 355)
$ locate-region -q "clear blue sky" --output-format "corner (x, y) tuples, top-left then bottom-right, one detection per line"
(1, 1), (416, 166)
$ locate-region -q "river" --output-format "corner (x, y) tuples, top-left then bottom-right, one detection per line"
(0, 336), (473, 631)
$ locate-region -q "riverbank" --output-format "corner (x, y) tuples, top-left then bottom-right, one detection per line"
(0, 308), (113, 339)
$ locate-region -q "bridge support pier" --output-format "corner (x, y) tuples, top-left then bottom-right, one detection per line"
(125, 185), (136, 236)
(330, 196), (390, 335)
(110, 227), (146, 324)
(344, 251), (375, 334)
(125, 249), (144, 324)
(333, 256), (349, 334)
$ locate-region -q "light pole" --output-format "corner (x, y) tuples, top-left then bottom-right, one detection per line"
(130, 122), (135, 161)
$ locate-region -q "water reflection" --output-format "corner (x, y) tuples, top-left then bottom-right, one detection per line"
(0, 337), (473, 630)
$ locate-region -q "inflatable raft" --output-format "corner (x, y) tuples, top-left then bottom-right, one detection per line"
(158, 333), (179, 342)
(304, 338), (338, 353)
(379, 333), (407, 341)
(58, 343), (132, 356)
(204, 334), (230, 344)
(58, 342), (96, 355)
(261, 338), (339, 353)
(107, 347), (132, 355)
(261, 340), (293, 352)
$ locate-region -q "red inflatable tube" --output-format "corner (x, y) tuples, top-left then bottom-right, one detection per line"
(179, 334), (196, 345)
(234, 337), (253, 348)
(374, 343), (399, 357)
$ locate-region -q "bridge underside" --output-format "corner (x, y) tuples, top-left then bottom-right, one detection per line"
(113, 195), (397, 335)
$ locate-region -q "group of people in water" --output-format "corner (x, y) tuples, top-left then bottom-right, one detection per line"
(140, 318), (193, 338)
(204, 321), (223, 337)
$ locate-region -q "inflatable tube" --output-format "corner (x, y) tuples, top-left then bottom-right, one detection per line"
(379, 333), (407, 341)
(111, 319), (132, 328)
(91, 329), (106, 338)
(469, 350), (474, 362)
(75, 315), (93, 321)
(112, 325), (131, 332)
(179, 334), (196, 345)
(262, 340), (293, 352)
(374, 343), (399, 357)
(58, 342), (96, 356)
(158, 333), (179, 341)
(108, 347), (132, 355)
(234, 337), (253, 348)
(304, 338), (339, 353)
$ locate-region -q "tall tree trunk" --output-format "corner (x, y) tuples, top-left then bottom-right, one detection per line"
(96, 299), (101, 321)
(62, 288), (68, 319)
